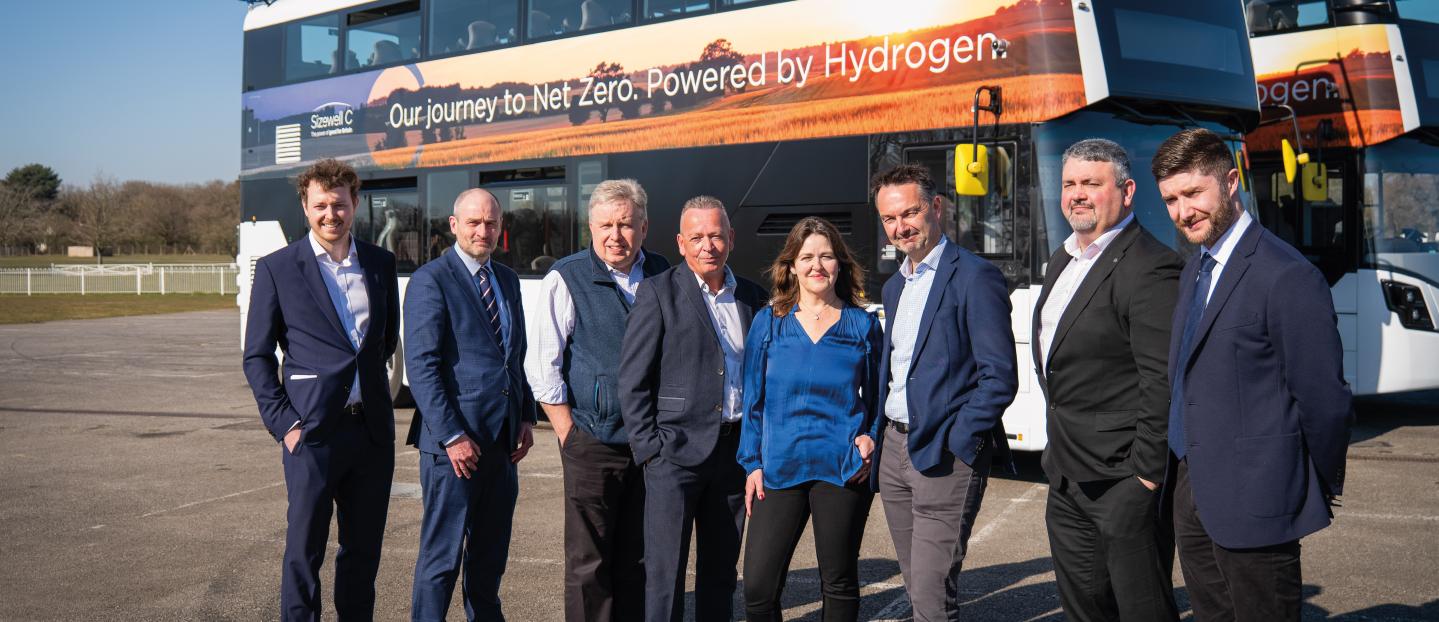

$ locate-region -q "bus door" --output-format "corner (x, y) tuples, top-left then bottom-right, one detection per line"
(357, 178), (421, 274)
(1251, 152), (1359, 286)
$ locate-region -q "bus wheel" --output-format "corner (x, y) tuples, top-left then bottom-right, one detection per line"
(388, 345), (412, 407)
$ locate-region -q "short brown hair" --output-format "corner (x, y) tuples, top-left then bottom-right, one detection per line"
(296, 159), (361, 203)
(768, 217), (867, 316)
(1151, 128), (1235, 183)
(869, 164), (937, 205)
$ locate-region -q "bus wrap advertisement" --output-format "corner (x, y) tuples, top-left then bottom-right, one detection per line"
(241, 0), (1083, 177)
(1249, 24), (1412, 152)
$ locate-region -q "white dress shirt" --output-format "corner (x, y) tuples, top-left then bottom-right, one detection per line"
(308, 232), (369, 407)
(1038, 213), (1135, 371)
(885, 236), (950, 425)
(525, 251), (648, 405)
(694, 267), (746, 423)
(1199, 210), (1253, 304)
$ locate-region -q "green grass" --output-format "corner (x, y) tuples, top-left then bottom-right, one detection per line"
(0, 254), (234, 268)
(0, 294), (235, 324)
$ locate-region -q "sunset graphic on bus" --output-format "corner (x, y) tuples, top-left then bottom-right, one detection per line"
(241, 0), (1084, 175)
(1249, 24), (1407, 152)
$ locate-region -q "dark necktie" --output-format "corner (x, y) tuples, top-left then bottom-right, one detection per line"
(474, 265), (503, 346)
(1170, 252), (1216, 460)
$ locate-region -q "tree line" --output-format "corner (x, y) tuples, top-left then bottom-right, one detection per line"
(0, 164), (240, 260)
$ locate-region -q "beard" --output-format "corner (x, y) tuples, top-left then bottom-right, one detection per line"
(1201, 201), (1239, 248)
(1066, 203), (1098, 234)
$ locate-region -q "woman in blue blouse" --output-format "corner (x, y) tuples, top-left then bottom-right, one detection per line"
(738, 216), (883, 622)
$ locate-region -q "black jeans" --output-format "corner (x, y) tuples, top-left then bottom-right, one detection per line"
(742, 479), (874, 622)
(1174, 459), (1302, 622)
(560, 425), (646, 622)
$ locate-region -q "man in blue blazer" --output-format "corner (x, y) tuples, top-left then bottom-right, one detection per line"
(618, 196), (768, 622)
(242, 159), (400, 622)
(1153, 129), (1352, 621)
(405, 188), (537, 622)
(869, 164), (1019, 621)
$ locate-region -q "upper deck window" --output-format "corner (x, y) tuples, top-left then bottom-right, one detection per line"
(1245, 0), (1329, 35)
(284, 15), (341, 81)
(1396, 0), (1439, 24)
(644, 0), (711, 21)
(1116, 9), (1245, 74)
(527, 0), (633, 39)
(431, 0), (519, 55)
(345, 1), (422, 70)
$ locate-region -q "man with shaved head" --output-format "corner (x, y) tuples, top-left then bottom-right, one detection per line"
(405, 188), (538, 621)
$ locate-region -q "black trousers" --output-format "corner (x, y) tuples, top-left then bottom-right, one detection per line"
(1046, 475), (1178, 622)
(1173, 459), (1302, 622)
(742, 479), (873, 622)
(643, 430), (746, 622)
(560, 425), (646, 622)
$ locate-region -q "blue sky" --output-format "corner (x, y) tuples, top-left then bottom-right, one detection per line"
(0, 1), (249, 186)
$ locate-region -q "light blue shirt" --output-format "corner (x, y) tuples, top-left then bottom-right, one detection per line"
(308, 232), (368, 407)
(885, 236), (950, 424)
(1199, 210), (1253, 305)
(452, 243), (513, 351)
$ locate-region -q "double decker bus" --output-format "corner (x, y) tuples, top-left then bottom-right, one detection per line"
(1246, 0), (1439, 398)
(237, 0), (1259, 451)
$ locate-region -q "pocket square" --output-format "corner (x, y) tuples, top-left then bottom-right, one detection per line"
(289, 374), (318, 380)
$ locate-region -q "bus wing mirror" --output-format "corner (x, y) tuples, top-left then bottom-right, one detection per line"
(955, 144), (989, 196)
(1282, 139), (1296, 183)
(1301, 162), (1327, 201)
(1234, 147), (1249, 193)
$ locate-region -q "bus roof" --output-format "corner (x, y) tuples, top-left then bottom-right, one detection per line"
(244, 0), (371, 32)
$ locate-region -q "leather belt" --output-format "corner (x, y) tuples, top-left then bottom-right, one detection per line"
(343, 402), (365, 416)
(891, 421), (910, 434)
(718, 421), (739, 437)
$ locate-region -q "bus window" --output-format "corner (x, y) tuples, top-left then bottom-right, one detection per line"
(346, 1), (422, 71)
(1365, 137), (1439, 258)
(645, 0), (711, 21)
(283, 15), (340, 81)
(430, 0), (519, 55)
(903, 144), (1015, 258)
(1244, 0), (1327, 35)
(528, 0), (631, 39)
(495, 185), (574, 275)
(1396, 0), (1439, 24)
(358, 186), (422, 274)
(424, 171), (471, 264)
(575, 160), (605, 250)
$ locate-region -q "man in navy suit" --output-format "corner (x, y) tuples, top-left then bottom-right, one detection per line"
(242, 159), (400, 622)
(869, 164), (1019, 621)
(405, 188), (537, 621)
(618, 196), (768, 622)
(1152, 128), (1352, 621)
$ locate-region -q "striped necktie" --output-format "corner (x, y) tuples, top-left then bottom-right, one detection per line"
(474, 265), (503, 346)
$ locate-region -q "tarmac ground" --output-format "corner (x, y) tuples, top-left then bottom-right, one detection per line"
(0, 309), (1435, 620)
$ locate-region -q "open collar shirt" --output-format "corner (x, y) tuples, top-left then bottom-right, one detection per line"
(308, 232), (368, 406)
(884, 236), (950, 425)
(1038, 212), (1134, 371)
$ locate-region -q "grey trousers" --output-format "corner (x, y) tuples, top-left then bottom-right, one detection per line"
(878, 425), (989, 622)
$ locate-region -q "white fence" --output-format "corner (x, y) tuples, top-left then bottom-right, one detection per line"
(0, 264), (238, 295)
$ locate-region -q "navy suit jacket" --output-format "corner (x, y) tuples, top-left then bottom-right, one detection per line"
(618, 263), (767, 468)
(871, 242), (1018, 489)
(1170, 222), (1352, 549)
(242, 237), (400, 445)
(403, 251), (537, 455)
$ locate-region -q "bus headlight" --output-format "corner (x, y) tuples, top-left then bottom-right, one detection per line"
(1381, 280), (1435, 331)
